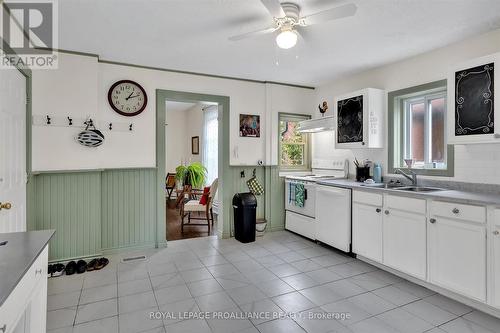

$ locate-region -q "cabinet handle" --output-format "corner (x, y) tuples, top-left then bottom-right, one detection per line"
(430, 218), (436, 224)
(0, 324), (6, 333)
(452, 208), (460, 214)
(376, 208), (381, 213)
(493, 230), (500, 235)
(35, 269), (42, 275)
(384, 210), (389, 215)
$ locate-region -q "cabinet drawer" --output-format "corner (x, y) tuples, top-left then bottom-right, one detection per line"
(386, 195), (426, 214)
(430, 201), (486, 223)
(0, 246), (48, 333)
(285, 211), (315, 240)
(353, 190), (383, 206)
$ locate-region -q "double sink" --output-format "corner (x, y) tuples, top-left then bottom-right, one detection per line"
(363, 183), (445, 193)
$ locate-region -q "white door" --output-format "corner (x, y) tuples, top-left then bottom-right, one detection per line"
(352, 202), (383, 262)
(0, 66), (27, 233)
(315, 185), (351, 252)
(383, 209), (427, 279)
(428, 216), (486, 301)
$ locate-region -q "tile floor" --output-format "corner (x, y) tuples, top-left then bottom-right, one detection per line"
(46, 231), (500, 333)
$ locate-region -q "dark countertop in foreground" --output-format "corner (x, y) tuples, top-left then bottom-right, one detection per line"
(317, 179), (500, 206)
(0, 230), (54, 307)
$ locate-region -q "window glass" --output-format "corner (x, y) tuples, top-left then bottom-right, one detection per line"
(279, 114), (310, 170)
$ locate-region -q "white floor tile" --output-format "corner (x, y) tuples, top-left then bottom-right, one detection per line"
(187, 278), (223, 297)
(256, 318), (305, 333)
(282, 273), (320, 290)
(239, 299), (285, 325)
(372, 285), (420, 306)
(159, 298), (199, 326)
(155, 284), (192, 306)
(254, 278), (295, 297)
(118, 278), (152, 297)
(347, 292), (397, 316)
(206, 306), (254, 332)
(402, 300), (457, 326)
(47, 307), (77, 330)
(119, 291), (157, 314)
(72, 316), (118, 333)
(272, 291), (316, 313)
(48, 291), (81, 311)
(75, 298), (117, 324)
(195, 291), (237, 312)
(321, 299), (372, 325)
(118, 306), (162, 333)
(226, 284), (267, 305)
(207, 263), (240, 277)
(299, 285), (344, 306)
(464, 310), (500, 332)
(79, 284), (117, 305)
(377, 307), (434, 333)
(150, 272), (185, 290)
(165, 318), (211, 333)
(179, 267), (213, 283)
(440, 317), (495, 333)
(348, 316), (400, 333)
(424, 294), (473, 316)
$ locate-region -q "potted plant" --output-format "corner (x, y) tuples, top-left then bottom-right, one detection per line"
(175, 162), (207, 189)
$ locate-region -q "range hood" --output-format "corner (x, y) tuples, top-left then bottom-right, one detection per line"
(297, 116), (335, 133)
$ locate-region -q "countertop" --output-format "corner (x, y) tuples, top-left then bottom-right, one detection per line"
(0, 230), (54, 307)
(316, 179), (500, 206)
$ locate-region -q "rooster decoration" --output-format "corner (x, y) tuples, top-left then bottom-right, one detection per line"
(318, 101), (328, 116)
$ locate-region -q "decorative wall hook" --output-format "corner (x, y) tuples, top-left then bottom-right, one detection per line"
(240, 170), (245, 178)
(252, 168), (257, 177)
(129, 124), (133, 131)
(109, 123), (113, 130)
(46, 115), (51, 125)
(67, 117), (73, 126)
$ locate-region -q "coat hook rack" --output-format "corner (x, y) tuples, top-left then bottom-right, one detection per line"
(67, 117), (73, 126)
(46, 115), (51, 125)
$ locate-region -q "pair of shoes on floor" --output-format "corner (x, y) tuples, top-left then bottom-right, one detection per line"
(87, 257), (109, 272)
(65, 260), (88, 275)
(48, 263), (65, 278)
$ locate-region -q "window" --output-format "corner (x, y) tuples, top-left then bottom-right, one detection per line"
(279, 113), (310, 170)
(388, 80), (454, 176)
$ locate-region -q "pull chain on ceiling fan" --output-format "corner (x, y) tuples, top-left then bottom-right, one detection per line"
(228, 0), (358, 49)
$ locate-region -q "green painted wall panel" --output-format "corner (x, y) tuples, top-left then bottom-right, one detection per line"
(265, 167), (285, 231)
(32, 172), (102, 261)
(101, 169), (156, 251)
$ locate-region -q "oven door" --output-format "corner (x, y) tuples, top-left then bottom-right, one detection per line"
(285, 180), (316, 218)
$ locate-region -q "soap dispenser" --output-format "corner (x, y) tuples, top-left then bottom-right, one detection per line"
(373, 163), (382, 183)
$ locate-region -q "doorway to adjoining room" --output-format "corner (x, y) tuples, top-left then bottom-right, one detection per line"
(165, 101), (219, 241)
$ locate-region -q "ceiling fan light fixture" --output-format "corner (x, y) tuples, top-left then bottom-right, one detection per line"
(276, 29), (297, 49)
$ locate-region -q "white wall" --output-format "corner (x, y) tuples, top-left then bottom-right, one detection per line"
(314, 28), (500, 184)
(165, 108), (187, 173)
(31, 52), (315, 171)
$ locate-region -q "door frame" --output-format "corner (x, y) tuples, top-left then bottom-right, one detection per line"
(156, 90), (230, 244)
(0, 37), (33, 230)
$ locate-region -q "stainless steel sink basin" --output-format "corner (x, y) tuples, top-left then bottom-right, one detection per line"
(360, 183), (406, 189)
(394, 186), (445, 192)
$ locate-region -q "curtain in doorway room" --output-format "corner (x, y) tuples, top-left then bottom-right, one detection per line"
(202, 105), (218, 186)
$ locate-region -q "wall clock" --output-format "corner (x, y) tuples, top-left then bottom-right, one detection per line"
(107, 80), (148, 116)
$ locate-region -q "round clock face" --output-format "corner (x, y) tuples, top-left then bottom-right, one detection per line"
(108, 80), (148, 116)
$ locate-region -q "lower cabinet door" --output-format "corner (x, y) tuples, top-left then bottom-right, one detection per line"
(429, 217), (486, 301)
(352, 202), (383, 262)
(383, 209), (426, 279)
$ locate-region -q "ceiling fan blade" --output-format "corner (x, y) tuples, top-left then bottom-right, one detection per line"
(260, 0), (285, 17)
(303, 3), (357, 26)
(228, 27), (277, 41)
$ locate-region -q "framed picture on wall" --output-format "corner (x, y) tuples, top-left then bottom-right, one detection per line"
(239, 114), (260, 137)
(192, 136), (199, 154)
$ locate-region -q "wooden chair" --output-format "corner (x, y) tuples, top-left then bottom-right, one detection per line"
(165, 173), (176, 200)
(180, 179), (218, 233)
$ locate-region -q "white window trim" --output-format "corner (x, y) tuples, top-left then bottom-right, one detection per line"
(278, 113), (311, 171)
(402, 91), (447, 170)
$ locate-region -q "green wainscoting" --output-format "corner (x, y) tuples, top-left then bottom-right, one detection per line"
(101, 169), (156, 252)
(32, 172), (102, 261)
(30, 165), (286, 261)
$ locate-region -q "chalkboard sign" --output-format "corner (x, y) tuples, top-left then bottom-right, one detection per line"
(337, 95), (363, 143)
(455, 63), (494, 136)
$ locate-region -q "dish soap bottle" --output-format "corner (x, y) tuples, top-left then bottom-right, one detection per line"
(373, 163), (382, 183)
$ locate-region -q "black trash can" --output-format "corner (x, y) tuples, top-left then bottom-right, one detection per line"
(233, 193), (257, 243)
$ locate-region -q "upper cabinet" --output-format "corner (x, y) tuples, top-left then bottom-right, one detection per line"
(448, 52), (500, 144)
(335, 88), (385, 149)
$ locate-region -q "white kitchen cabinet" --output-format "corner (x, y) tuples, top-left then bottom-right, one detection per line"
(0, 246), (48, 333)
(335, 88), (385, 149)
(490, 209), (500, 308)
(285, 210), (315, 241)
(383, 207), (427, 280)
(447, 52), (500, 144)
(315, 185), (351, 252)
(428, 203), (487, 301)
(352, 202), (383, 262)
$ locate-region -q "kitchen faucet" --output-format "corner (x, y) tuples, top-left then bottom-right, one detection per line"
(395, 168), (417, 186)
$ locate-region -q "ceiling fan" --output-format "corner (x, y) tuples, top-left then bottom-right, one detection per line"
(228, 0), (357, 49)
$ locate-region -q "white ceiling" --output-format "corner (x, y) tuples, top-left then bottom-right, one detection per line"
(58, 0), (500, 86)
